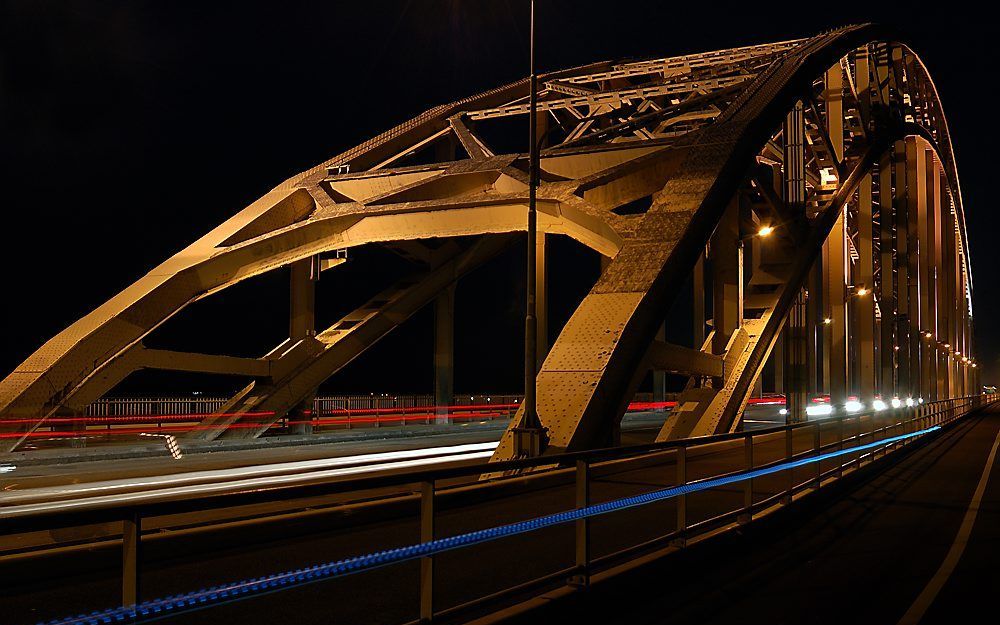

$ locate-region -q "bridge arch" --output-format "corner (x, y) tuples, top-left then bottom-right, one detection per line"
(0, 25), (976, 454)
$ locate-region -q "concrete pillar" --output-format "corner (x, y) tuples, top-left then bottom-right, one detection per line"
(434, 284), (455, 423)
(289, 257), (317, 434)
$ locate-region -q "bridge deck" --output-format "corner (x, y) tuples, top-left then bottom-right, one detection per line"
(496, 405), (1000, 625)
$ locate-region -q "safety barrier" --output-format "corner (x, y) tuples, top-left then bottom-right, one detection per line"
(3, 394), (993, 625)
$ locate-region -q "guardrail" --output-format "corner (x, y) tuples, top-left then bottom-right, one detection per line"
(2, 394), (993, 625)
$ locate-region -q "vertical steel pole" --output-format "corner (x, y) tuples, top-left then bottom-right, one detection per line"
(420, 480), (435, 623)
(517, 0), (544, 456)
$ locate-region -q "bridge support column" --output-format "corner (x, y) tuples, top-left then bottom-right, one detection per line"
(922, 148), (939, 401)
(857, 173), (876, 404)
(894, 140), (913, 400)
(825, 209), (848, 412)
(825, 64), (847, 412)
(910, 141), (929, 402)
(711, 196), (743, 358)
(878, 150), (896, 400)
(289, 257), (317, 434)
(936, 170), (948, 398)
(434, 284), (455, 423)
(785, 291), (808, 423)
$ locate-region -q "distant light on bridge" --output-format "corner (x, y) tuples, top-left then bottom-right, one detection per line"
(758, 225), (774, 237)
(905, 397), (915, 407)
(806, 404), (833, 417)
(844, 400), (864, 413)
(823, 317), (833, 325)
(872, 399), (888, 411)
(856, 287), (869, 296)
(891, 398), (903, 409)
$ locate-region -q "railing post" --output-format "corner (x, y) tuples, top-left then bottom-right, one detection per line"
(570, 460), (590, 587)
(870, 413), (878, 462)
(813, 423), (821, 488)
(836, 417), (844, 478)
(122, 511), (141, 608)
(420, 480), (435, 623)
(672, 445), (687, 547)
(784, 428), (794, 504)
(740, 433), (753, 523)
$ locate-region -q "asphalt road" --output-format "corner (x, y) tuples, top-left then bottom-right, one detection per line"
(3, 408), (888, 625)
(498, 405), (1000, 625)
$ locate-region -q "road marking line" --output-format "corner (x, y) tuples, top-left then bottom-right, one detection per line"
(897, 420), (1000, 625)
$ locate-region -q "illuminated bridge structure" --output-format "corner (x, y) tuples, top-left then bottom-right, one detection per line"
(0, 24), (979, 457)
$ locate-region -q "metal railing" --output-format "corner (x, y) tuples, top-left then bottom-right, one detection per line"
(2, 395), (992, 625)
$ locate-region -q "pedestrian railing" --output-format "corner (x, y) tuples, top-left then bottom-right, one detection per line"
(2, 394), (993, 625)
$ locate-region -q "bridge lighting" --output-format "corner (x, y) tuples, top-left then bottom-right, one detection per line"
(757, 225), (774, 237)
(856, 287), (869, 296)
(823, 317), (833, 324)
(944, 343), (951, 348)
(905, 397), (915, 407)
(779, 407), (788, 416)
(973, 363), (978, 368)
(806, 403), (833, 417)
(891, 397), (903, 409)
(844, 400), (864, 413)
(872, 399), (888, 411)
(918, 397), (924, 404)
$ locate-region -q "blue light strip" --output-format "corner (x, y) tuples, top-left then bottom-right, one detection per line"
(41, 425), (940, 625)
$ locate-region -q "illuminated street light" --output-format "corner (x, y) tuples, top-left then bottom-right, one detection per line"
(823, 317), (833, 324)
(872, 399), (888, 411)
(758, 225), (774, 237)
(856, 287), (869, 296)
(891, 397), (902, 409)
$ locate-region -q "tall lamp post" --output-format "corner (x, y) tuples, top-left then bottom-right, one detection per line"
(514, 0), (547, 457)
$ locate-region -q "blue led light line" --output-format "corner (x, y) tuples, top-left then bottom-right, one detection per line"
(42, 424), (940, 625)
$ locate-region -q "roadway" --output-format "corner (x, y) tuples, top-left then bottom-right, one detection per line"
(2, 405), (899, 625)
(495, 404), (1000, 625)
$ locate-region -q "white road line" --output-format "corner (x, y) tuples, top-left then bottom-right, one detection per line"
(897, 421), (1000, 624)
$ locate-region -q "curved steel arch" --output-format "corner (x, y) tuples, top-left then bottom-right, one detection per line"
(0, 26), (977, 453)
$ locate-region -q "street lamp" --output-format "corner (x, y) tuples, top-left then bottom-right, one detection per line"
(514, 0), (547, 457)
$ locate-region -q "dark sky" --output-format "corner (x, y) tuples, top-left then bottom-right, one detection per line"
(0, 1), (994, 394)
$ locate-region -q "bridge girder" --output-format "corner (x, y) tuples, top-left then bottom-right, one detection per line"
(0, 25), (977, 454)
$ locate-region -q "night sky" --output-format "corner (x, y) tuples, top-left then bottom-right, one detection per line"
(0, 1), (994, 395)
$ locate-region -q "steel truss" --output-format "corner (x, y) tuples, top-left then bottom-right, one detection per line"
(0, 26), (977, 456)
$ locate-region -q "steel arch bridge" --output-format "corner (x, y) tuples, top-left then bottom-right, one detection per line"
(0, 25), (978, 458)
